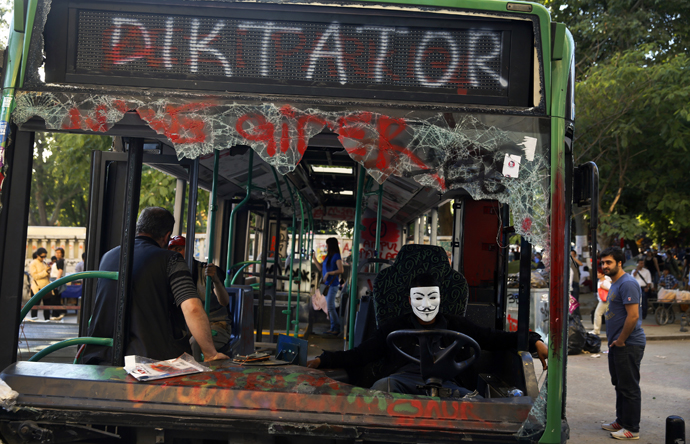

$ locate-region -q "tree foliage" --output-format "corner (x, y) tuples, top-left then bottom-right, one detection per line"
(544, 0), (690, 77)
(540, 0), (690, 247)
(29, 133), (111, 226)
(29, 134), (209, 230)
(139, 166), (210, 232)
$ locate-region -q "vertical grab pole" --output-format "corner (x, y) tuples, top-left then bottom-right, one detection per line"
(293, 193), (305, 336)
(518, 238), (532, 351)
(348, 166), (367, 349)
(204, 150), (220, 313)
(283, 179), (297, 336)
(375, 183), (383, 273)
(308, 204), (314, 281)
(224, 151), (254, 286)
(185, 159), (199, 272)
(112, 138), (143, 367)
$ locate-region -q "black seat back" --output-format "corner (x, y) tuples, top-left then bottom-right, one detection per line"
(372, 245), (468, 327)
(226, 286), (255, 357)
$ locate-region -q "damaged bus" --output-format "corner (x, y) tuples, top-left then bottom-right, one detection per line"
(0, 0), (597, 442)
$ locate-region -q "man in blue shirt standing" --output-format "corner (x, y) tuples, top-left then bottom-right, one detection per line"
(600, 246), (646, 440)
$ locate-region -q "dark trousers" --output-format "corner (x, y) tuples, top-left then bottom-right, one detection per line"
(608, 344), (645, 432)
(31, 291), (54, 320)
(370, 371), (472, 397)
(641, 289), (650, 319)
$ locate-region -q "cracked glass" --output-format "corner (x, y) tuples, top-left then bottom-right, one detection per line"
(13, 90), (551, 246)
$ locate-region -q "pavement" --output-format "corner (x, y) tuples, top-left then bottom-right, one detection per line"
(577, 291), (690, 342)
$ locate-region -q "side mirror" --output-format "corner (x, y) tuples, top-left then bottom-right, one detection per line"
(573, 162), (598, 207)
(574, 162), (599, 287)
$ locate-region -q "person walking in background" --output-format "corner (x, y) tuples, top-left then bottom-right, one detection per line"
(570, 248), (583, 301)
(47, 247), (66, 320)
(590, 269), (611, 336)
(631, 259), (652, 320)
(311, 237), (344, 335)
(74, 252), (86, 299)
(601, 246), (646, 440)
(643, 250), (660, 286)
(28, 248), (53, 320)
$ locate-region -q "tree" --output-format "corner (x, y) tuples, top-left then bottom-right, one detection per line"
(575, 50), (690, 247)
(544, 0), (690, 78)
(139, 166), (210, 232)
(539, 0), (690, 248)
(0, 0), (10, 46)
(29, 133), (112, 226)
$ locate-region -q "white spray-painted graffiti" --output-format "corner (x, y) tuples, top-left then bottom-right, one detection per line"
(78, 13), (507, 93)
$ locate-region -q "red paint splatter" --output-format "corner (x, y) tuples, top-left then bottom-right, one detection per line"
(235, 113), (276, 156)
(137, 103), (211, 144)
(296, 114), (331, 156)
(522, 217), (532, 232)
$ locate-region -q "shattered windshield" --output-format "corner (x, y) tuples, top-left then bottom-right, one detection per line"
(13, 91), (550, 246)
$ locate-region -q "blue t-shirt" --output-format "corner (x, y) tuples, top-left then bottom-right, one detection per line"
(604, 273), (646, 346)
(323, 253), (342, 286)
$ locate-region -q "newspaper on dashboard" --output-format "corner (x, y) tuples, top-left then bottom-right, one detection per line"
(124, 353), (209, 381)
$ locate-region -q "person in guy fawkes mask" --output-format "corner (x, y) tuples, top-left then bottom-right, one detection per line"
(307, 273), (548, 396)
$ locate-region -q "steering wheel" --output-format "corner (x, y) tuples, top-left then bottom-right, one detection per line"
(386, 329), (481, 395)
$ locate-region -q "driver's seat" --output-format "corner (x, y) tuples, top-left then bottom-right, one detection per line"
(372, 244), (469, 327)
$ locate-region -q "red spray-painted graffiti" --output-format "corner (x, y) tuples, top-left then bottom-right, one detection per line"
(56, 98), (440, 186)
(13, 89), (551, 250)
(359, 218), (402, 260)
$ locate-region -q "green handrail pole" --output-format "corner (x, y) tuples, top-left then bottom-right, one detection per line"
(306, 202), (314, 303)
(282, 179), (297, 335)
(224, 150), (254, 286)
(230, 261), (258, 285)
(348, 166), (367, 349)
(293, 193), (306, 336)
(270, 167), (284, 201)
(308, 203), (315, 267)
(375, 182), (384, 273)
(204, 150), (220, 313)
(29, 337), (113, 362)
(20, 272), (119, 322)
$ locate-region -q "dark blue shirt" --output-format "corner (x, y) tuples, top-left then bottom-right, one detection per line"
(658, 273), (679, 289)
(605, 273), (646, 347)
(323, 253), (342, 286)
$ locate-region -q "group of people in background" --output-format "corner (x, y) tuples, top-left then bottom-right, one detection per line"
(28, 247), (66, 321)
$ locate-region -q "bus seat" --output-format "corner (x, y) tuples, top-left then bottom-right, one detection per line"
(351, 258), (392, 347)
(353, 295), (376, 347)
(225, 286), (255, 357)
(372, 245), (468, 327)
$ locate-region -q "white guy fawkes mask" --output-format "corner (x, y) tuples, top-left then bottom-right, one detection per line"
(410, 286), (441, 322)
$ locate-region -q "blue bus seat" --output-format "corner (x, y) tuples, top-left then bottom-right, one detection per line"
(225, 286), (255, 357)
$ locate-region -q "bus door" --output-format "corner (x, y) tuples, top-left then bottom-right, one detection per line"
(80, 146), (195, 335)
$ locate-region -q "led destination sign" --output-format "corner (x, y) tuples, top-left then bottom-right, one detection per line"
(46, 2), (536, 106)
